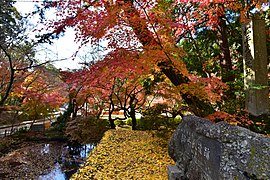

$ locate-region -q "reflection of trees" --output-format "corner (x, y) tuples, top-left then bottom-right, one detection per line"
(0, 141), (95, 179)
(0, 142), (63, 178)
(60, 143), (95, 178)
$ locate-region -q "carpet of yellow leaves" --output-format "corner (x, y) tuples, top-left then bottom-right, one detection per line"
(71, 129), (174, 180)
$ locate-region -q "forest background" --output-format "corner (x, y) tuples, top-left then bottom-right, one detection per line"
(0, 0), (269, 138)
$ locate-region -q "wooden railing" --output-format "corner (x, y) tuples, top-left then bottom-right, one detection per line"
(0, 114), (59, 137)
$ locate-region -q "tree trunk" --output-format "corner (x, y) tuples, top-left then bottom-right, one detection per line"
(96, 108), (102, 119)
(123, 1), (215, 117)
(130, 107), (137, 130)
(158, 62), (215, 117)
(108, 111), (116, 129)
(0, 45), (15, 106)
(85, 102), (88, 116)
(108, 98), (116, 129)
(72, 99), (78, 119)
(218, 13), (235, 83)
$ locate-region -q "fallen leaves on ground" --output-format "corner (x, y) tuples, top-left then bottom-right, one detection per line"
(0, 142), (63, 179)
(71, 129), (174, 180)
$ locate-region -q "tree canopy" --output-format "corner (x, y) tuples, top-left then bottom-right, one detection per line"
(0, 0), (269, 132)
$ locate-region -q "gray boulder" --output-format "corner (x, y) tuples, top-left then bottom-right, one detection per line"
(168, 115), (270, 180)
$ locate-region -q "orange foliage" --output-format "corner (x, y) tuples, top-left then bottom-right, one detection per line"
(38, 0), (269, 117)
(207, 111), (254, 127)
(16, 67), (66, 110)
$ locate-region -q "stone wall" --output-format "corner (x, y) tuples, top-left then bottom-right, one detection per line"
(168, 115), (270, 180)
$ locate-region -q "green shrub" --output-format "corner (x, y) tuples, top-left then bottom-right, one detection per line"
(114, 120), (125, 127)
(126, 118), (132, 126)
(249, 114), (270, 135)
(12, 128), (28, 138)
(51, 106), (73, 132)
(139, 104), (181, 131)
(136, 118), (144, 129)
(65, 116), (109, 143)
(139, 115), (169, 130)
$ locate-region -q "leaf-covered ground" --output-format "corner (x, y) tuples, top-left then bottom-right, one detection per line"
(0, 142), (64, 179)
(71, 129), (174, 180)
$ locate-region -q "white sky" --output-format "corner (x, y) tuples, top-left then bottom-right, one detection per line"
(14, 1), (85, 70)
(14, 1), (269, 71)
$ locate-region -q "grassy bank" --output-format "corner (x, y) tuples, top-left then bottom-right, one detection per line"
(71, 129), (174, 180)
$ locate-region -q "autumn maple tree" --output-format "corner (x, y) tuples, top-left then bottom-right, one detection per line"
(59, 48), (153, 129)
(39, 1), (199, 116)
(13, 66), (66, 120)
(37, 0), (268, 120)
(0, 0), (65, 116)
(0, 0), (33, 107)
(109, 76), (150, 130)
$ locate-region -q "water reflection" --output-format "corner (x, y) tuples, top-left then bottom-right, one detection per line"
(39, 163), (65, 180)
(41, 144), (50, 155)
(39, 143), (95, 180)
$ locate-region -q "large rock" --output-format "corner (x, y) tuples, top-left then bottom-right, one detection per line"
(168, 115), (270, 180)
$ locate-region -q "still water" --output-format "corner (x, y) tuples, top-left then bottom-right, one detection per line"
(0, 142), (95, 179)
(39, 143), (95, 180)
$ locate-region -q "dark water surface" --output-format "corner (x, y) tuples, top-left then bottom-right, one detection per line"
(39, 143), (95, 180)
(0, 142), (95, 179)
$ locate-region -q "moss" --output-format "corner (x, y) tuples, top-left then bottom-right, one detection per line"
(250, 146), (256, 159)
(247, 146), (268, 179)
(247, 146), (256, 171)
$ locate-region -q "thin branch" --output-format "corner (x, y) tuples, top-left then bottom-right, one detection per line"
(0, 45), (15, 106)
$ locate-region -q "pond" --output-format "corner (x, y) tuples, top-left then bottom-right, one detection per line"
(39, 143), (95, 180)
(0, 142), (95, 179)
